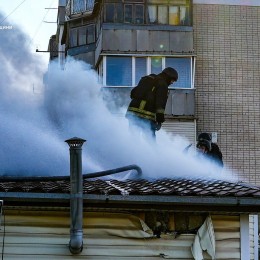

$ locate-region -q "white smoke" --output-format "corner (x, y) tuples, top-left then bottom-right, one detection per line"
(44, 58), (233, 181)
(0, 13), (234, 180)
(0, 13), (68, 176)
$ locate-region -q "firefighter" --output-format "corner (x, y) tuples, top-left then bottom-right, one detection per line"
(126, 67), (178, 140)
(196, 132), (223, 167)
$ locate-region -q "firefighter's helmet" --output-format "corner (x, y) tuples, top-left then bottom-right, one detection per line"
(198, 132), (212, 142)
(162, 67), (178, 82)
(197, 132), (212, 151)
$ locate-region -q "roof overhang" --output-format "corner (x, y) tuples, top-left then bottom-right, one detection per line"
(1, 192), (260, 214)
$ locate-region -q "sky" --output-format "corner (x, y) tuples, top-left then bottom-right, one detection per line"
(0, 0), (58, 67)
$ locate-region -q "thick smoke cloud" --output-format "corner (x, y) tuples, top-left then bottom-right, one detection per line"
(0, 13), (68, 176)
(45, 59), (232, 180)
(0, 12), (233, 180)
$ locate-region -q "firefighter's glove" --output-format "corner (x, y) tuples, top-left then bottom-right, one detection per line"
(154, 122), (161, 131)
(156, 113), (165, 123)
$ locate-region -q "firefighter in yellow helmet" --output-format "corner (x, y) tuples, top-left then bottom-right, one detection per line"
(126, 67), (178, 140)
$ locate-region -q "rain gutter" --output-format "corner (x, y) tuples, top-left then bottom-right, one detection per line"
(1, 193), (260, 213)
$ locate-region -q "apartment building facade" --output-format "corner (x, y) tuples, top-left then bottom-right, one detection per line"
(53, 0), (260, 185)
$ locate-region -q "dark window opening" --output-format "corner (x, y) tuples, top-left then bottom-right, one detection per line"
(135, 5), (144, 24)
(69, 24), (96, 48)
(125, 4), (133, 23)
(104, 3), (144, 24)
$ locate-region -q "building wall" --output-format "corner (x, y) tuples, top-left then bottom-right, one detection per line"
(0, 209), (245, 259)
(193, 4), (260, 184)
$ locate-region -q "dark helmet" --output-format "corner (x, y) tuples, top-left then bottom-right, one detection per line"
(162, 67), (178, 82)
(198, 132), (211, 142)
(197, 139), (211, 152)
(197, 132), (212, 151)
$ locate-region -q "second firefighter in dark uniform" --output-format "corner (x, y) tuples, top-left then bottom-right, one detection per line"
(126, 67), (178, 140)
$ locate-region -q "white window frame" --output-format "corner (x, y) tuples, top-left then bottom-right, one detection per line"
(101, 55), (195, 89)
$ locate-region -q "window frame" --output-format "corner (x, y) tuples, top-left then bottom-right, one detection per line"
(71, 0), (95, 14)
(104, 2), (145, 24)
(69, 24), (96, 48)
(147, 1), (191, 26)
(102, 55), (195, 89)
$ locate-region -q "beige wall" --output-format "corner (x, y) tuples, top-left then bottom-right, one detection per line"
(0, 209), (244, 259)
(193, 4), (260, 185)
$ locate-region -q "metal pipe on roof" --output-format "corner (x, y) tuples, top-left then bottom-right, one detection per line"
(65, 137), (86, 255)
(0, 165), (142, 182)
(84, 164), (142, 178)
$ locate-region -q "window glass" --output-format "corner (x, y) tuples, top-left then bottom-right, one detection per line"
(169, 6), (179, 25)
(87, 25), (95, 43)
(78, 27), (86, 46)
(105, 4), (115, 22)
(72, 0), (85, 14)
(125, 4), (133, 23)
(115, 4), (124, 23)
(107, 56), (132, 86)
(158, 5), (168, 24)
(180, 6), (190, 25)
(148, 0), (168, 3)
(166, 57), (191, 88)
(125, 0), (144, 2)
(151, 57), (162, 74)
(148, 5), (157, 23)
(70, 28), (78, 47)
(135, 5), (144, 24)
(86, 0), (95, 11)
(135, 57), (147, 85)
(148, 0), (187, 3)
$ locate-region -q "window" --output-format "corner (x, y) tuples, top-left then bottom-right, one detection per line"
(166, 57), (191, 88)
(116, 4), (124, 23)
(104, 2), (144, 24)
(125, 5), (133, 23)
(72, 0), (95, 14)
(135, 5), (144, 24)
(147, 0), (191, 26)
(105, 3), (115, 22)
(72, 0), (85, 14)
(106, 56), (132, 86)
(78, 27), (87, 45)
(135, 57), (147, 85)
(86, 0), (95, 10)
(148, 5), (157, 23)
(180, 6), (190, 25)
(158, 6), (168, 24)
(69, 24), (95, 47)
(70, 28), (78, 47)
(151, 57), (162, 74)
(87, 25), (95, 43)
(169, 6), (179, 25)
(104, 56), (193, 88)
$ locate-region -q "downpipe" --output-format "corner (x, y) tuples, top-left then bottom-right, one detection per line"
(64, 137), (142, 255)
(65, 137), (85, 254)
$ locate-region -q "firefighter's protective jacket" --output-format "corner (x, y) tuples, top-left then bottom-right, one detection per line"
(126, 74), (169, 122)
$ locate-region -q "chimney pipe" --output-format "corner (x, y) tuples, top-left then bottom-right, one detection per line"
(65, 137), (86, 254)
